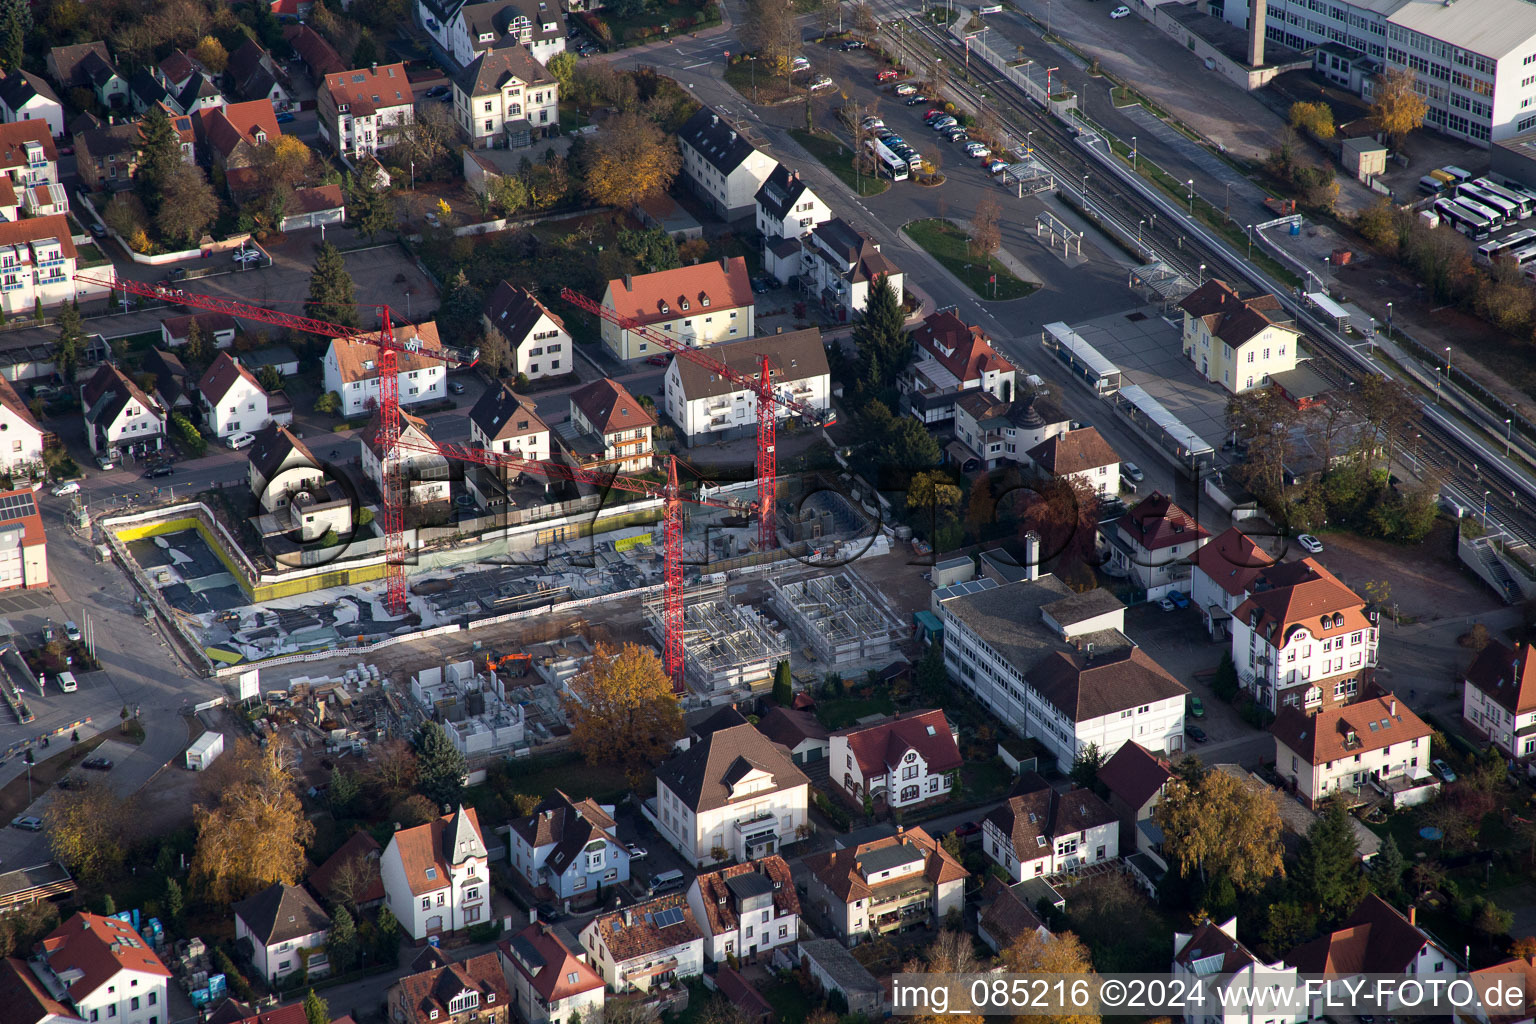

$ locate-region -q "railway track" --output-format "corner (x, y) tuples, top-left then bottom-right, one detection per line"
(871, 5), (1536, 548)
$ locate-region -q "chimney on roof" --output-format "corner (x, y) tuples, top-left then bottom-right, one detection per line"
(720, 256), (730, 275)
(394, 821), (403, 831)
(371, 63), (378, 73)
(1024, 531), (1041, 581)
(529, 907), (538, 925)
(442, 803), (452, 814)
(1409, 904), (1417, 926)
(711, 114), (719, 126)
(623, 908), (633, 927)
(624, 274), (632, 291)
(1390, 698), (1397, 715)
(776, 326), (782, 334)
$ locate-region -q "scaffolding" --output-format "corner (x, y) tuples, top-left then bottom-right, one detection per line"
(409, 660), (527, 757)
(769, 572), (901, 667)
(662, 599), (792, 695)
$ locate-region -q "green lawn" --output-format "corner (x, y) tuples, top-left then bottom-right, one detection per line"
(902, 218), (1037, 300)
(815, 694), (897, 729)
(789, 129), (890, 197)
(587, 0), (720, 47)
(492, 751), (635, 804)
(724, 60), (799, 104)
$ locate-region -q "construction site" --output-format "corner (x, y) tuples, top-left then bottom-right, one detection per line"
(409, 659), (528, 758)
(657, 598), (793, 696)
(769, 572), (903, 668)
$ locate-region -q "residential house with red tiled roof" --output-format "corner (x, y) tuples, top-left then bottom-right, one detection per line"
(1191, 526), (1281, 639)
(199, 352), (290, 439)
(800, 217), (903, 322)
(578, 893), (704, 992)
(81, 362), (165, 457)
(800, 825), (967, 947)
(0, 375), (45, 477)
(508, 790), (631, 904)
(1178, 278), (1299, 394)
(0, 486), (47, 588)
(33, 912), (171, 1024)
(498, 922), (605, 1024)
(949, 391), (1072, 472)
(982, 772), (1118, 882)
(684, 856), (799, 963)
(567, 378), (654, 472)
(975, 876), (1049, 954)
(906, 310), (1018, 425)
(1462, 639), (1536, 762)
(1231, 556), (1379, 714)
(0, 954), (86, 1024)
(194, 101), (281, 188)
(308, 829), (385, 910)
(1107, 491), (1210, 600)
(387, 951), (509, 1024)
(480, 281), (570, 383)
(0, 214), (75, 316)
(317, 63), (414, 160)
(283, 25), (343, 85)
(1465, 955), (1536, 1024)
(1026, 425), (1121, 498)
(1286, 896), (1454, 1014)
(321, 323), (447, 417)
(361, 408), (450, 507)
(1271, 693), (1435, 807)
(1172, 916), (1303, 1024)
(600, 257), (754, 361)
(1096, 740), (1172, 856)
(663, 330), (829, 447)
(828, 710), (960, 812)
(379, 806), (491, 942)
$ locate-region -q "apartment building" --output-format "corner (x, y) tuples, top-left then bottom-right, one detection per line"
(1461, 639), (1536, 761)
(1191, 526), (1281, 639)
(1178, 279), (1300, 394)
(798, 218), (904, 322)
(480, 281), (569, 381)
(0, 488), (47, 590)
(981, 773), (1119, 882)
(0, 121), (58, 188)
(756, 165), (831, 279)
(578, 895), (704, 993)
(663, 329), (829, 445)
(678, 107), (777, 220)
(1230, 557), (1380, 715)
(453, 44), (557, 150)
(599, 257), (754, 361)
(905, 309), (1018, 425)
(800, 826), (967, 947)
(1272, 693), (1434, 807)
(362, 409), (450, 507)
(450, 0), (567, 67)
(568, 378), (654, 472)
(0, 215), (76, 316)
(318, 63), (414, 159)
(321, 325), (447, 417)
(33, 913), (171, 1024)
(684, 857), (800, 963)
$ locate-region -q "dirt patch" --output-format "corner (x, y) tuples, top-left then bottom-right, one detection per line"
(1309, 520), (1500, 622)
(130, 716), (215, 837)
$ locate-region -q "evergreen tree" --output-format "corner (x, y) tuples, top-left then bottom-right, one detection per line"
(134, 106), (183, 214)
(163, 876), (184, 922)
(1370, 835), (1407, 902)
(850, 274), (907, 388)
(1069, 742), (1106, 792)
(915, 641), (947, 702)
(183, 317), (209, 367)
(772, 660), (792, 706)
(413, 721), (467, 808)
(303, 990), (329, 1024)
(100, 893), (115, 916)
(0, 0), (31, 74)
(327, 905), (357, 972)
(436, 270), (481, 345)
(305, 242), (359, 339)
(1295, 797), (1368, 923)
(55, 301), (84, 381)
(346, 171), (395, 241)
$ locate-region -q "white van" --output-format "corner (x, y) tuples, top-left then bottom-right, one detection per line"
(649, 868), (686, 894)
(57, 671), (77, 693)
(226, 432), (256, 451)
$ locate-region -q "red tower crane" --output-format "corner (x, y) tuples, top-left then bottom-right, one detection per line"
(559, 287), (833, 553)
(79, 275), (745, 690)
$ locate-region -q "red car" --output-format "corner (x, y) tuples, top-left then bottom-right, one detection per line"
(646, 354), (670, 366)
(876, 69), (900, 82)
(953, 820), (982, 839)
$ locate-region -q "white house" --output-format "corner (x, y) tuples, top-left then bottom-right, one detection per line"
(756, 165), (831, 282)
(231, 882), (330, 985)
(452, 44), (557, 150)
(199, 352), (289, 439)
(684, 856), (800, 963)
(362, 409), (451, 507)
(23, 183), (68, 218)
(1106, 492), (1211, 601)
(499, 922), (605, 1024)
(663, 329), (829, 446)
(1025, 426), (1120, 498)
(829, 709), (961, 812)
(1287, 896), (1456, 1013)
(0, 215), (80, 316)
(950, 393), (1071, 473)
(1191, 526), (1281, 639)
(33, 912), (171, 1024)
(0, 121), (59, 188)
(798, 218), (904, 323)
(678, 107), (777, 221)
(1463, 639), (1536, 762)
(507, 790), (631, 905)
(905, 309), (1018, 425)
(0, 71), (65, 141)
(937, 567), (1188, 772)
(982, 774), (1119, 882)
(648, 706), (810, 867)
(800, 825), (968, 947)
(322, 324), (447, 417)
(578, 895), (704, 993)
(481, 281), (569, 381)
(0, 486), (47, 590)
(567, 378), (654, 472)
(1230, 556), (1379, 715)
(465, 382), (549, 508)
(1271, 693), (1435, 808)
(1178, 279), (1300, 394)
(0, 375), (46, 477)
(1172, 916), (1303, 1024)
(451, 0), (567, 68)
(247, 424), (354, 542)
(317, 63), (414, 159)
(81, 363), (165, 457)
(380, 805), (492, 941)
(600, 257), (755, 362)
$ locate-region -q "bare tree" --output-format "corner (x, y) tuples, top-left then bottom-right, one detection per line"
(741, 0), (798, 76)
(970, 195), (1002, 259)
(839, 99), (880, 190)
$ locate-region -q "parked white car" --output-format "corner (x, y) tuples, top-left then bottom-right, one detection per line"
(965, 143), (992, 159)
(810, 76), (835, 90)
(51, 481), (79, 496)
(226, 432), (256, 451)
(894, 83), (918, 96)
(1110, 5), (1132, 16)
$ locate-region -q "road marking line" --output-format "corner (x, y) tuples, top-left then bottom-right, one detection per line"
(683, 61), (710, 68)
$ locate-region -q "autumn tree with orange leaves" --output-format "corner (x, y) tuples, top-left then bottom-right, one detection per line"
(562, 641), (684, 784)
(191, 739), (314, 902)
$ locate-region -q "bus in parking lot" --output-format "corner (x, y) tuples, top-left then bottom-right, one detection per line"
(865, 138), (909, 181)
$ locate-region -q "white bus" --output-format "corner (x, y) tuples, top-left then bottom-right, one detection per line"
(1436, 198), (1492, 240)
(1453, 194), (1506, 230)
(1458, 184), (1518, 226)
(865, 138), (909, 181)
(1510, 243), (1536, 269)
(1476, 228), (1536, 265)
(1474, 178), (1534, 219)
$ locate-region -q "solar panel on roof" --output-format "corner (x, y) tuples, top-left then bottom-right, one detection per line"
(0, 490), (35, 521)
(650, 907), (684, 928)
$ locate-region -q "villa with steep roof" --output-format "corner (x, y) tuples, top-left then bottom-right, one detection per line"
(1286, 895), (1454, 1014)
(32, 912), (171, 1024)
(508, 790), (631, 903)
(981, 772), (1119, 881)
(1463, 639), (1536, 762)
(906, 310), (1018, 424)
(800, 825), (967, 947)
(498, 922), (604, 1024)
(1106, 491), (1211, 600)
(684, 856), (799, 963)
(380, 806), (491, 941)
(1178, 279), (1300, 394)
(828, 710), (961, 812)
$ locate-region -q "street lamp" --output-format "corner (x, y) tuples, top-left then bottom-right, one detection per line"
(1186, 179), (1195, 215)
(1198, 263), (1206, 285)
(1484, 490), (1492, 532)
(1082, 173), (1090, 210)
(1506, 418), (1513, 457)
(1131, 135), (1137, 171)
(1138, 218), (1145, 244)
(1025, 129), (1034, 154)
(1386, 301), (1393, 337)
(1246, 223), (1254, 260)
